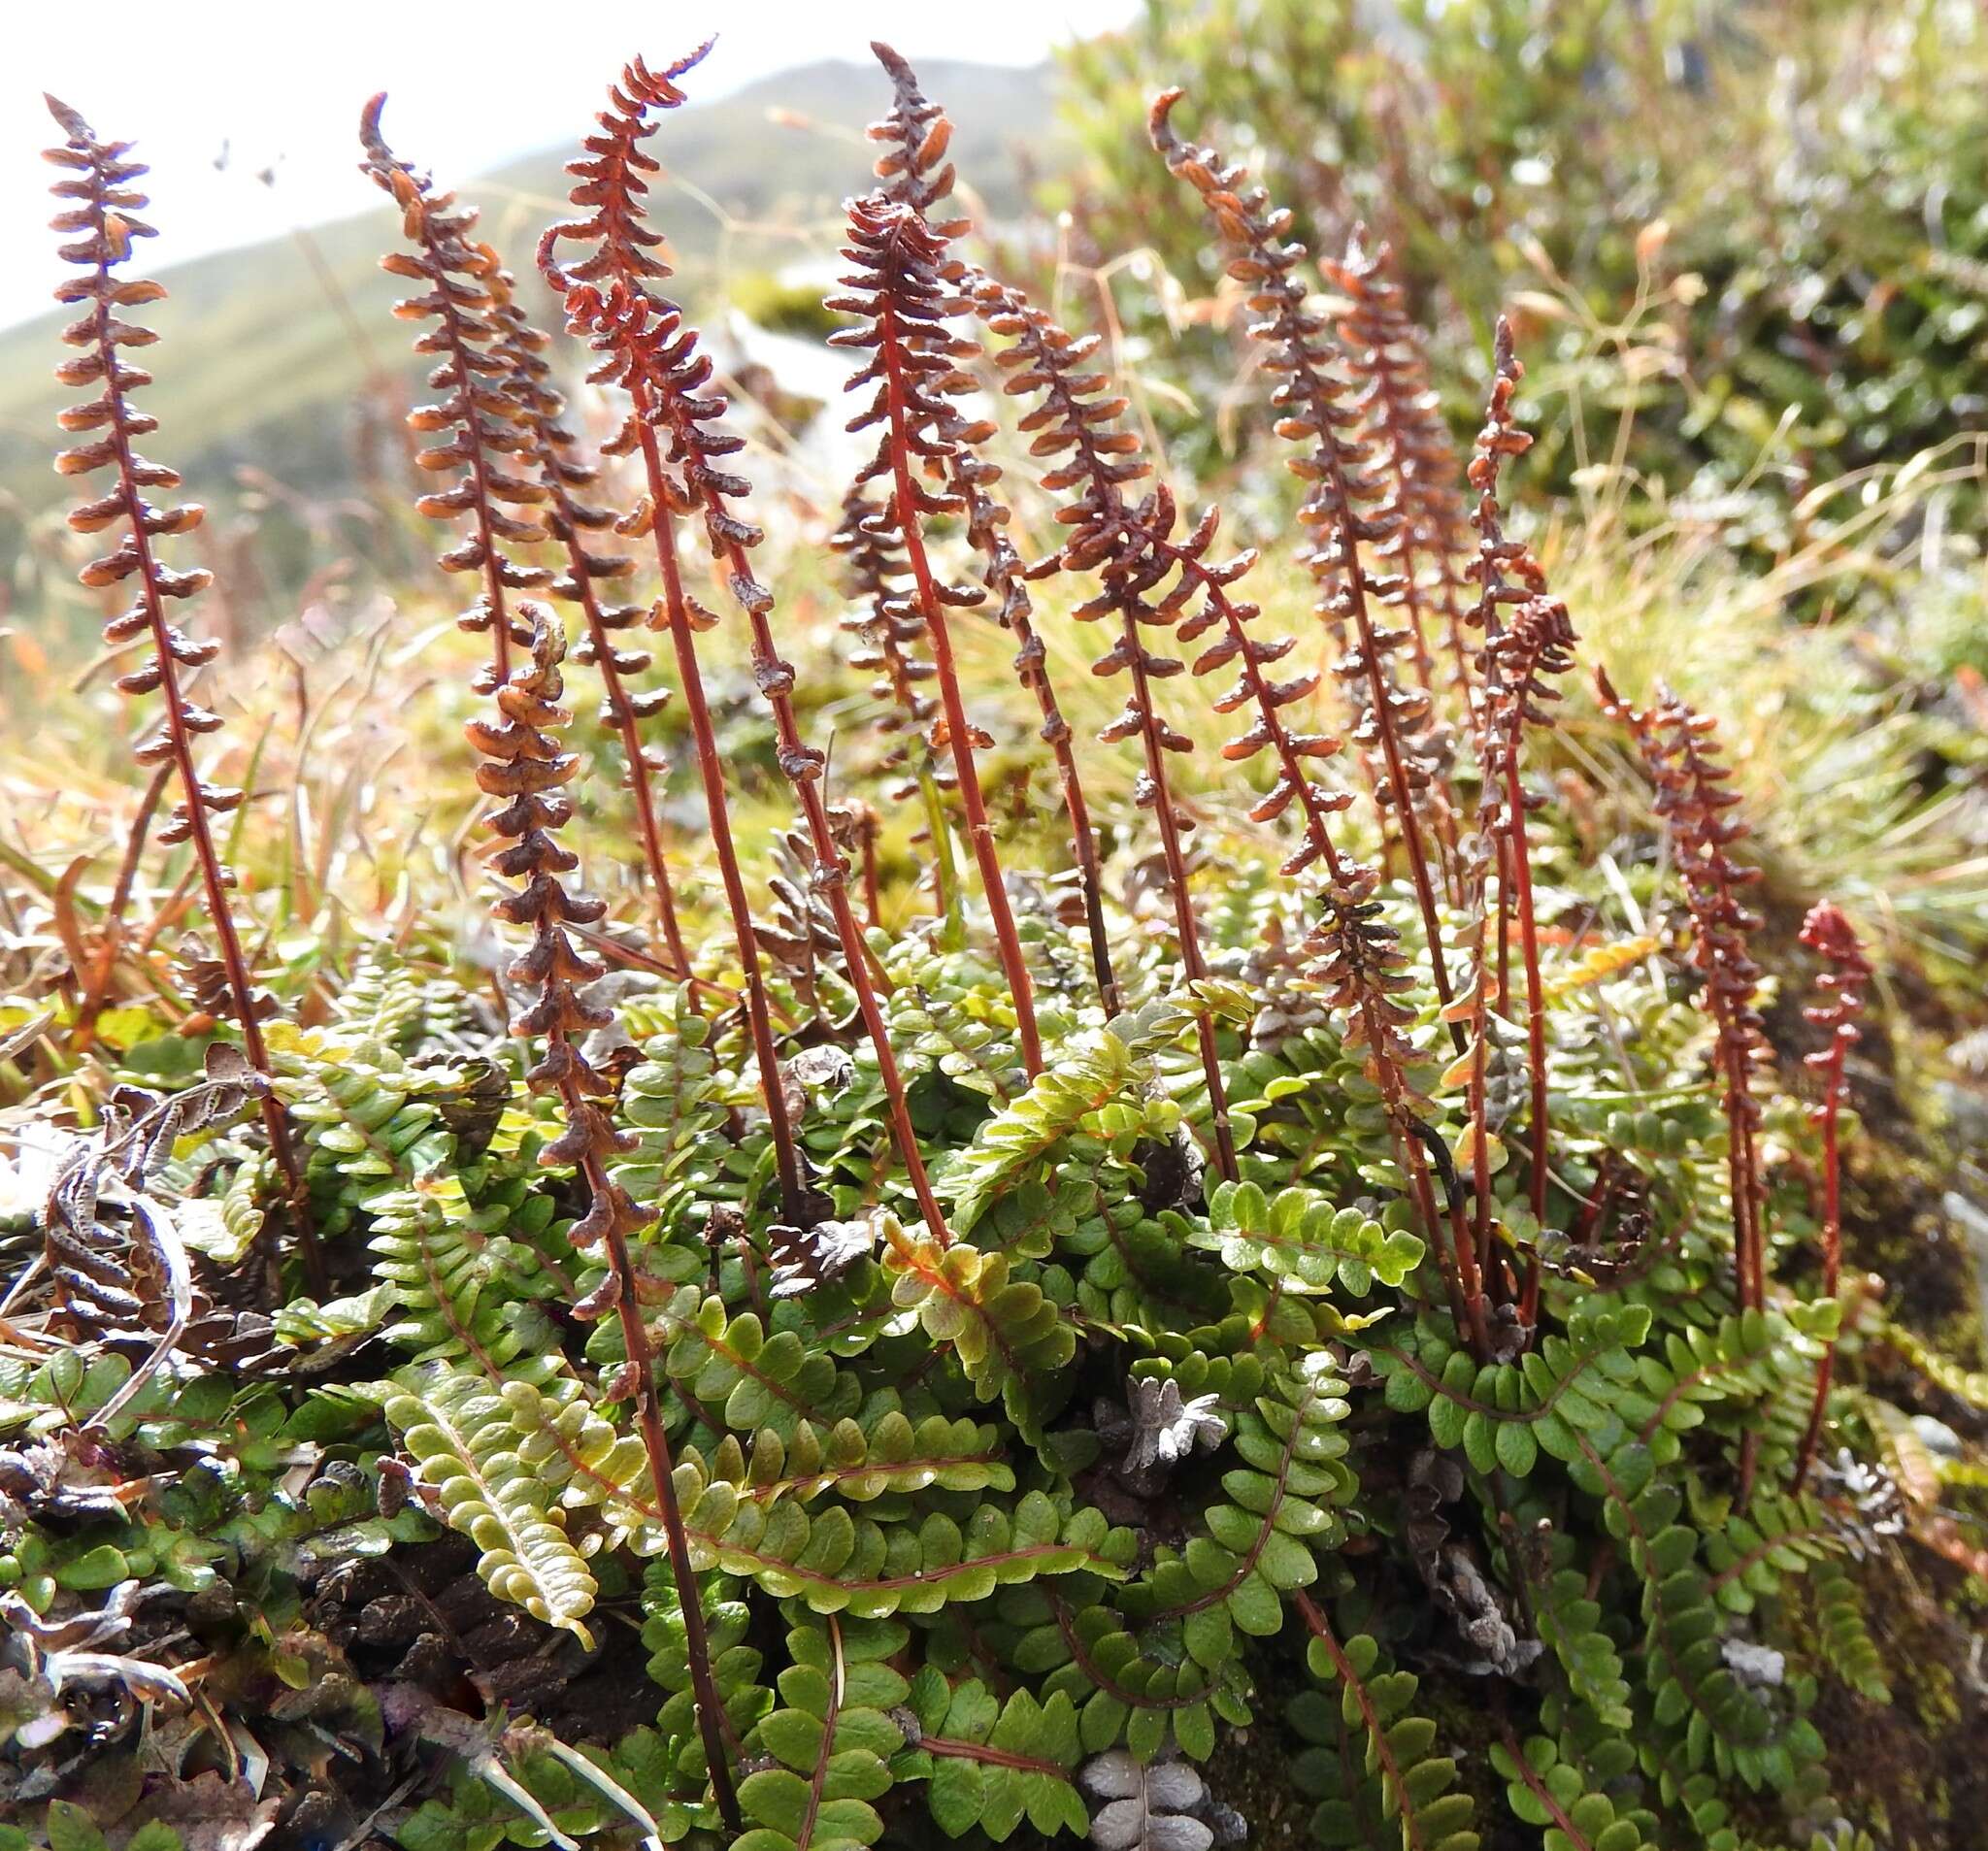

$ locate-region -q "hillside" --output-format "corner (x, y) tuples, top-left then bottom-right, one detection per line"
(0, 56), (1058, 539)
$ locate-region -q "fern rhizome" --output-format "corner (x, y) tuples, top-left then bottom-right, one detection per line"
(6, 38), (1975, 1851)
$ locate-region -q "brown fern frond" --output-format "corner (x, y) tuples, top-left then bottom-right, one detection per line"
(531, 44), (808, 1231)
(543, 43), (956, 1268)
(832, 480), (947, 804)
(359, 96), (548, 692)
(1448, 328), (1581, 1318)
(1329, 229), (1474, 702)
(462, 608), (733, 1830)
(869, 44), (1119, 1014)
(944, 421), (1122, 1012)
(970, 273), (1238, 1179)
(1150, 90), (1461, 1038)
(45, 96), (308, 1253)
(1792, 901), (1872, 1493)
(483, 260), (692, 981)
(828, 191), (1044, 1074)
(1596, 670), (1769, 1312)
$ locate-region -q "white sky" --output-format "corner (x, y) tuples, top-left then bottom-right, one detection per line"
(0, 0), (1136, 332)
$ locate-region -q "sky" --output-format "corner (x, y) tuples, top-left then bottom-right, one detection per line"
(0, 0), (1137, 332)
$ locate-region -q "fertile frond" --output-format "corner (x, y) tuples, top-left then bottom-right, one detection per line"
(48, 96), (304, 1222)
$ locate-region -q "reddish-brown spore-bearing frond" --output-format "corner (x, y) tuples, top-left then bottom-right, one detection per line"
(1149, 89), (1461, 1033)
(535, 44), (812, 1236)
(360, 96), (549, 691)
(830, 480), (949, 806)
(1330, 229), (1474, 702)
(482, 258), (692, 978)
(45, 95), (309, 1242)
(828, 190), (1045, 1075)
(544, 43), (958, 1269)
(868, 43), (1120, 1013)
(463, 608), (731, 1826)
(969, 270), (1238, 1177)
(1791, 900), (1872, 1491)
(1597, 669), (1770, 1312)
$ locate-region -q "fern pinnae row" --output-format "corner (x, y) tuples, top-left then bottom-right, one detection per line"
(969, 272), (1240, 1182)
(1791, 901), (1871, 1492)
(482, 258), (696, 983)
(830, 189), (1045, 1075)
(46, 95), (312, 1263)
(1329, 228), (1471, 894)
(360, 95), (548, 693)
(546, 41), (959, 1255)
(1149, 88), (1465, 1046)
(868, 43), (1122, 1017)
(829, 479), (957, 924)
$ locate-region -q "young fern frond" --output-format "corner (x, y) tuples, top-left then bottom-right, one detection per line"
(359, 96), (549, 693)
(483, 260), (694, 980)
(1792, 901), (1872, 1491)
(969, 274), (1239, 1181)
(462, 611), (740, 1834)
(542, 41), (955, 1254)
(829, 190), (1046, 1074)
(1149, 89), (1461, 1039)
(45, 96), (309, 1249)
(868, 43), (1120, 1015)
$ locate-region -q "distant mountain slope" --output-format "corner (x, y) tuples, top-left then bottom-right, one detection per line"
(0, 58), (1059, 529)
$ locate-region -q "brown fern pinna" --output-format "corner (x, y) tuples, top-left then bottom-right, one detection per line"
(45, 96), (310, 1264)
(463, 610), (739, 1833)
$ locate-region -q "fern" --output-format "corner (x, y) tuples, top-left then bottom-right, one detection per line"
(1293, 1596), (1479, 1851)
(385, 1363), (598, 1642)
(1490, 1734), (1657, 1851)
(738, 1613), (907, 1850)
(899, 1669), (1088, 1840)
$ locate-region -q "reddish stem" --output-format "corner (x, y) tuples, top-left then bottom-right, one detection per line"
(1503, 756), (1550, 1322)
(587, 1148), (740, 1831)
(81, 244), (314, 1282)
(630, 396), (807, 1222)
